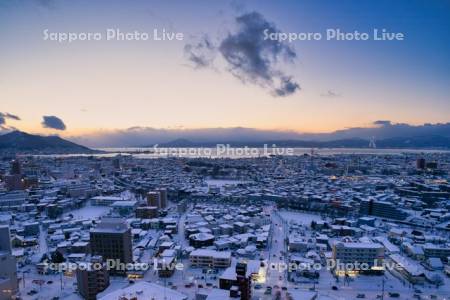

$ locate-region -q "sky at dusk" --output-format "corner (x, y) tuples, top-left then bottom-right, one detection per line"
(0, 0), (449, 143)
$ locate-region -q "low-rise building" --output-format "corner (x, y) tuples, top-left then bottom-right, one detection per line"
(189, 249), (231, 269)
(332, 242), (385, 275)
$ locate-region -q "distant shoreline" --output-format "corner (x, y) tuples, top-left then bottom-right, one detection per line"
(24, 147), (450, 159)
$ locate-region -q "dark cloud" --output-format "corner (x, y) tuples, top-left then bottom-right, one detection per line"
(219, 12), (299, 96)
(320, 90), (342, 98)
(184, 11), (300, 97)
(373, 120), (392, 126)
(4, 113), (20, 120)
(41, 115), (66, 130)
(0, 112), (21, 125)
(273, 77), (300, 97)
(303, 121), (450, 141)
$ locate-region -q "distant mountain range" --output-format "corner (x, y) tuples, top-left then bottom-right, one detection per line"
(0, 131), (96, 154)
(67, 121), (450, 148)
(157, 135), (450, 149)
(0, 130), (448, 154)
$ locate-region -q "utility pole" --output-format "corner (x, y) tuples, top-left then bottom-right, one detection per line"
(381, 277), (385, 300)
(60, 271), (63, 291)
(163, 276), (167, 300)
(22, 271), (26, 289)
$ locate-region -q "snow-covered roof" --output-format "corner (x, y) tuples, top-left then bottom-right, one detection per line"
(190, 249), (231, 259)
(99, 282), (187, 300)
(390, 254), (425, 276)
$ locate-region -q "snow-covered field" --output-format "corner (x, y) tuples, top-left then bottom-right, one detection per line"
(278, 209), (325, 225)
(63, 204), (111, 220)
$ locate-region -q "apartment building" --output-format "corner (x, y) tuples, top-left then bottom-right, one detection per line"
(90, 218), (132, 275)
(332, 242), (385, 275)
(76, 256), (110, 300)
(189, 249), (231, 269)
(423, 243), (450, 261)
(360, 199), (408, 220)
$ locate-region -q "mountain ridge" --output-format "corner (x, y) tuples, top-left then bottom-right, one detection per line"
(1, 131), (448, 152)
(154, 135), (450, 149)
(0, 131), (97, 154)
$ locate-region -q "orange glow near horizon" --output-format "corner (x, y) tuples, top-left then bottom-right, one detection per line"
(9, 119), (443, 138)
(1, 0), (449, 143)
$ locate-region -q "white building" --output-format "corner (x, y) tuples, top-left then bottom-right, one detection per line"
(98, 281), (187, 300)
(189, 249), (231, 269)
(332, 242), (385, 275)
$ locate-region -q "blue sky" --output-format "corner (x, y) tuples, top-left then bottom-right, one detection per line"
(0, 0), (449, 140)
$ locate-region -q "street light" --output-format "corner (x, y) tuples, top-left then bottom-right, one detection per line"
(21, 269), (31, 289)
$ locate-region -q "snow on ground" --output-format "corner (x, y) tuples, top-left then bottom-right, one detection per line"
(274, 210), (450, 300)
(17, 208), (450, 300)
(63, 204), (111, 220)
(204, 179), (247, 187)
(17, 267), (82, 300)
(278, 209), (325, 226)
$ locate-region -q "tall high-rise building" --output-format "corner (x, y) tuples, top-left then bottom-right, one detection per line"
(0, 226), (12, 253)
(147, 188), (168, 209)
(0, 226), (18, 299)
(147, 191), (161, 207)
(112, 157), (120, 169)
(156, 188), (168, 209)
(76, 256), (110, 300)
(416, 158), (426, 170)
(235, 260), (251, 300)
(90, 218), (132, 276)
(10, 160), (21, 175)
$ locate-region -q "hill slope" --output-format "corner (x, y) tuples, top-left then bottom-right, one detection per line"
(0, 131), (96, 154)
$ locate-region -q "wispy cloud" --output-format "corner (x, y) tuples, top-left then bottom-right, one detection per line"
(0, 112), (20, 124)
(373, 120), (392, 126)
(35, 0), (56, 9)
(0, 112), (20, 132)
(320, 90), (342, 98)
(184, 35), (216, 69)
